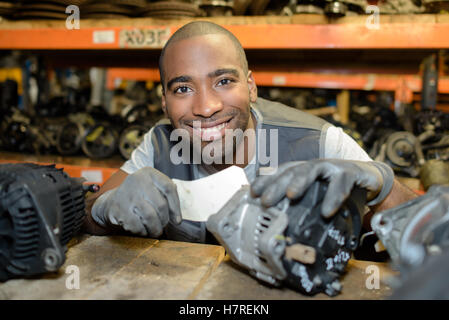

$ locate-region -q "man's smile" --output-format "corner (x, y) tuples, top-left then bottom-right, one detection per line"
(185, 115), (235, 142)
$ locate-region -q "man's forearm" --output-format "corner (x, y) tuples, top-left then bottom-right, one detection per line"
(82, 191), (120, 235)
(81, 169), (130, 235)
(373, 178), (420, 212)
(363, 178), (420, 230)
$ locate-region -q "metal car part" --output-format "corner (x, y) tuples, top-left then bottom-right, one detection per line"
(324, 1), (347, 17)
(207, 181), (366, 296)
(56, 121), (85, 156)
(195, 0), (234, 16)
(0, 163), (98, 281)
(385, 131), (418, 168)
(419, 159), (449, 191)
(371, 185), (449, 270)
(207, 186), (289, 285)
(423, 0), (449, 13)
(118, 124), (149, 160)
(81, 123), (118, 159)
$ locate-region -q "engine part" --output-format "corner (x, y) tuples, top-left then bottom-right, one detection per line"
(389, 248), (449, 299)
(375, 131), (421, 177)
(56, 121), (84, 156)
(424, 134), (449, 161)
(371, 184), (449, 271)
(0, 163), (96, 281)
(423, 0), (449, 13)
(81, 123), (118, 159)
(207, 181), (367, 296)
(140, 1), (203, 18)
(118, 124), (149, 160)
(280, 0), (366, 16)
(196, 0), (234, 16)
(0, 1), (14, 18)
(377, 0), (424, 14)
(419, 159), (449, 191)
(385, 131), (417, 168)
(324, 1), (347, 17)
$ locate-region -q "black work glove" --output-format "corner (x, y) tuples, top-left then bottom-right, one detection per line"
(91, 167), (182, 237)
(251, 159), (394, 218)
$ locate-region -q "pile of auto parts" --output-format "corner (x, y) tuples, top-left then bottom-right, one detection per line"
(422, 0), (449, 13)
(276, 0), (367, 17)
(0, 163), (97, 281)
(207, 181), (367, 297)
(365, 55), (449, 190)
(140, 1), (203, 19)
(195, 0), (234, 16)
(12, 0), (85, 20)
(0, 1), (14, 18)
(80, 0), (147, 19)
(371, 184), (449, 299)
(0, 99), (161, 159)
(371, 118), (449, 185)
(376, 0), (424, 14)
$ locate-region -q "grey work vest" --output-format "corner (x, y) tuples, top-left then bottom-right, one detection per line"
(150, 97), (330, 243)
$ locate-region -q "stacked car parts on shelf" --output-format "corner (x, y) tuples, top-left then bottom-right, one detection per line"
(80, 0), (147, 19)
(0, 1), (14, 19)
(11, 0), (85, 20)
(140, 1), (203, 19)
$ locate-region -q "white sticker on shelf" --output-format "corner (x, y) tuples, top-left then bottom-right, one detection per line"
(119, 28), (171, 48)
(272, 76), (287, 86)
(81, 170), (103, 184)
(93, 30), (115, 44)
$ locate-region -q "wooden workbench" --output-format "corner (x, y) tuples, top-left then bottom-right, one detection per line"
(0, 235), (396, 300)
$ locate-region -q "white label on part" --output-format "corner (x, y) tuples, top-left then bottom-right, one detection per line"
(93, 30), (115, 44)
(172, 166), (249, 222)
(81, 170), (103, 183)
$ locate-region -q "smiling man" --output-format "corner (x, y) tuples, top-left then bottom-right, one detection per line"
(83, 21), (418, 243)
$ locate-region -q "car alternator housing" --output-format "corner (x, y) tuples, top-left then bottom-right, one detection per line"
(207, 180), (366, 296)
(0, 163), (87, 281)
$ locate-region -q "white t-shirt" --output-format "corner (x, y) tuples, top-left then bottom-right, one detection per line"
(121, 106), (372, 182)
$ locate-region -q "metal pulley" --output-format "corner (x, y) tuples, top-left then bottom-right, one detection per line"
(81, 123), (118, 159)
(385, 131), (418, 168)
(118, 124), (149, 159)
(56, 121), (85, 156)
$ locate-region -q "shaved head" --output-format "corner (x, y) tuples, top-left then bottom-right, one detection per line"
(158, 21), (248, 91)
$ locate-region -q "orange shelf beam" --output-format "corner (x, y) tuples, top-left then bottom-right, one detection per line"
(0, 159), (118, 185)
(106, 67), (449, 95)
(2, 21), (449, 49)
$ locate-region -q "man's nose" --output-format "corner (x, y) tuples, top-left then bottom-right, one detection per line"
(192, 87), (223, 118)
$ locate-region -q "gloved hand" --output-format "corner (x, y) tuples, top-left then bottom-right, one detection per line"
(251, 159), (394, 218)
(91, 167), (182, 237)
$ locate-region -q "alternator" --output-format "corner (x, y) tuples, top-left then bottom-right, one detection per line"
(206, 181), (366, 296)
(0, 163), (93, 281)
(371, 184), (449, 270)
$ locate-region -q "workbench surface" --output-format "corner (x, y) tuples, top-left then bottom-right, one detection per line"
(0, 235), (396, 300)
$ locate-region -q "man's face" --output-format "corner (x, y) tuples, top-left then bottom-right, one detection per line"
(161, 34), (257, 159)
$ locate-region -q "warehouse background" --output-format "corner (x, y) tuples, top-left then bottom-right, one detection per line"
(0, 0), (449, 190)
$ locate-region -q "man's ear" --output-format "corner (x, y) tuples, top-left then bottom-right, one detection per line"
(247, 70), (258, 103)
(161, 90), (168, 117)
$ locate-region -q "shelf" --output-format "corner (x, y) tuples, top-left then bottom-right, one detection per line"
(0, 158), (118, 185)
(106, 67), (449, 101)
(0, 151), (122, 184)
(2, 14), (449, 50)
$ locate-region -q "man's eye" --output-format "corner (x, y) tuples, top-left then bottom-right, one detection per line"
(218, 78), (234, 86)
(174, 86), (192, 94)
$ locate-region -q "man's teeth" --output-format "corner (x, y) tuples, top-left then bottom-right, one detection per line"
(201, 122), (226, 133)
